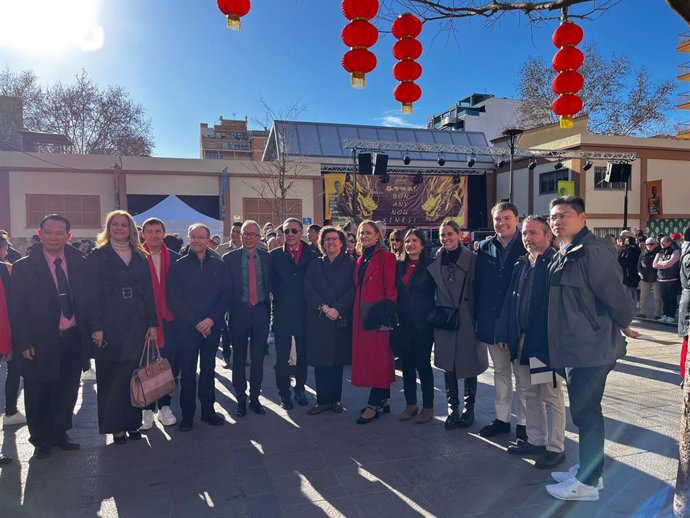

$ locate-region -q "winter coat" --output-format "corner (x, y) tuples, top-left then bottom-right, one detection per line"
(351, 247), (397, 389)
(547, 228), (633, 369)
(618, 245), (641, 288)
(638, 248), (659, 282)
(427, 247), (488, 377)
(304, 253), (356, 367)
(678, 241), (690, 338)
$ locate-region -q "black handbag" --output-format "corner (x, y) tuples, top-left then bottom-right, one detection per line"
(425, 306), (459, 330)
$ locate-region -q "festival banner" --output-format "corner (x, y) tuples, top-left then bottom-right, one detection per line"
(324, 173), (467, 228)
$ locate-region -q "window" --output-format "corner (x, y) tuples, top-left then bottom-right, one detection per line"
(26, 194), (100, 228)
(593, 166), (629, 190)
(539, 169), (570, 195)
(242, 198), (302, 225)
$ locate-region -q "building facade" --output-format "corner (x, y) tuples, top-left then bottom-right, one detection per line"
(199, 117), (268, 161)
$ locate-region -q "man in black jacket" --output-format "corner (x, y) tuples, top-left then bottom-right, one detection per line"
(495, 216), (565, 469)
(223, 220), (272, 417)
(9, 215), (89, 459)
(475, 202), (528, 440)
(167, 223), (231, 431)
(270, 218), (319, 409)
(638, 237), (662, 319)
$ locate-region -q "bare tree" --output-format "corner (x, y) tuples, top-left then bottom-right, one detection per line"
(0, 68), (154, 156)
(516, 43), (676, 136)
(386, 0), (689, 24)
(243, 99), (313, 224)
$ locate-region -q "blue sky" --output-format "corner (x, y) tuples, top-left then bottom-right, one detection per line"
(0, 0), (686, 158)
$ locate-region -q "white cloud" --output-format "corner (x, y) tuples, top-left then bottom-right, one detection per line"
(375, 114), (424, 128)
(0, 0), (104, 54)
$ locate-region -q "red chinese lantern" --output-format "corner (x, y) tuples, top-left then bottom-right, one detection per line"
(551, 20), (584, 128)
(341, 0), (379, 88)
(217, 0), (251, 31)
(392, 13), (423, 114)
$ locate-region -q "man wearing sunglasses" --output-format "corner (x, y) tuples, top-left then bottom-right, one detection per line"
(270, 218), (320, 409)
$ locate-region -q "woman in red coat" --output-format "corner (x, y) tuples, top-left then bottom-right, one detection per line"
(351, 220), (397, 424)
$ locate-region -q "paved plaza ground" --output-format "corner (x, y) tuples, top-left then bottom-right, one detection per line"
(0, 319), (683, 518)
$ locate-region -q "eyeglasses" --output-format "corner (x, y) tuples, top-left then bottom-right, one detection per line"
(548, 212), (572, 223)
(284, 228), (300, 235)
(242, 232), (260, 238)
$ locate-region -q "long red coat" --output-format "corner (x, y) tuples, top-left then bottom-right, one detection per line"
(351, 248), (397, 389)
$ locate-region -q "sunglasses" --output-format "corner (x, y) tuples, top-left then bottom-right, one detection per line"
(283, 228), (300, 235)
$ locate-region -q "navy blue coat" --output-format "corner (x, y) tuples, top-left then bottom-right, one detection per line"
(474, 234), (526, 344)
(270, 243), (320, 336)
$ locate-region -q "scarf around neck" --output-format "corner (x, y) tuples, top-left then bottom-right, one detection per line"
(143, 243), (173, 348)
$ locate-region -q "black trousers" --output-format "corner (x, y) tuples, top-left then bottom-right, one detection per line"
(367, 387), (390, 407)
(178, 328), (220, 420)
(567, 364), (614, 486)
(275, 334), (307, 397)
(398, 325), (434, 408)
(231, 303), (269, 402)
(24, 329), (82, 446)
(4, 356), (21, 415)
(444, 372), (477, 412)
(659, 280), (680, 318)
(147, 320), (176, 411)
(314, 365), (343, 405)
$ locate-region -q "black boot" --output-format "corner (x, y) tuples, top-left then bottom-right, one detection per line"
(444, 370), (461, 430)
(459, 377), (477, 428)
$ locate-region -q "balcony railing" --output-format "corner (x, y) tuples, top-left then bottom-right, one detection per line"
(679, 63), (690, 81)
(678, 93), (690, 109)
(679, 32), (690, 52)
(677, 122), (690, 138)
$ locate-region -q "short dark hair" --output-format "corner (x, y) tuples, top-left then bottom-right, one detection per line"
(232, 222), (242, 229)
(40, 214), (71, 232)
(523, 215), (551, 235)
(308, 224), (322, 233)
(142, 217), (166, 233)
(163, 233), (183, 253)
(283, 218), (303, 230)
(549, 196), (585, 214)
(318, 226), (346, 253)
(491, 202), (519, 218)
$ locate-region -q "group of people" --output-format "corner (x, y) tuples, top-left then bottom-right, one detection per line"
(0, 195), (652, 502)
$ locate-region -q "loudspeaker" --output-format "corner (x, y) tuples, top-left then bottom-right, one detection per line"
(373, 153), (389, 176)
(467, 174), (488, 230)
(358, 153), (372, 175)
(604, 163), (631, 183)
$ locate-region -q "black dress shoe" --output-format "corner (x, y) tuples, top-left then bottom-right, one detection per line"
(201, 412), (225, 426)
(55, 439), (81, 451)
(113, 434), (127, 445)
(445, 411), (461, 430)
(515, 424), (528, 442)
(127, 431), (142, 440)
(357, 406), (379, 424)
(249, 399), (266, 415)
(33, 445), (51, 460)
(0, 453), (12, 464)
(534, 451), (566, 468)
(178, 419), (193, 432)
(235, 401), (247, 417)
(458, 408), (474, 428)
(294, 389), (308, 406)
(478, 419), (511, 437)
(507, 440), (547, 456)
(280, 395), (294, 410)
(332, 402), (344, 414)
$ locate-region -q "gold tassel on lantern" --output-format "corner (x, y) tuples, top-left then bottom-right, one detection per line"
(401, 103), (413, 114)
(559, 116), (574, 129)
(351, 72), (366, 89)
(226, 15), (241, 30)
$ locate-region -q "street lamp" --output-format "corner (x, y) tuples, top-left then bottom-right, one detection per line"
(502, 128), (524, 204)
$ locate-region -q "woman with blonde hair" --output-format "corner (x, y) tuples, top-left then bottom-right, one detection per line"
(85, 210), (158, 444)
(351, 220), (397, 424)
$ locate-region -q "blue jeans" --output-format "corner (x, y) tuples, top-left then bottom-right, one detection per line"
(566, 364), (614, 486)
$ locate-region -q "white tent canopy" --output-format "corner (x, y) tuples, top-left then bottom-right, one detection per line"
(132, 195), (223, 244)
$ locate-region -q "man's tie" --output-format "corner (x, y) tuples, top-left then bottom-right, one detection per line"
(248, 252), (258, 306)
(53, 258), (74, 319)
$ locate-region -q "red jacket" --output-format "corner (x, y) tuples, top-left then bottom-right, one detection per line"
(351, 248), (397, 388)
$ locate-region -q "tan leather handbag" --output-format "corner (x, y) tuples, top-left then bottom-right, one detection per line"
(130, 337), (175, 408)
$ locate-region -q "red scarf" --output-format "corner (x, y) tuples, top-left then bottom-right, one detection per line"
(0, 278), (11, 356)
(143, 243), (174, 348)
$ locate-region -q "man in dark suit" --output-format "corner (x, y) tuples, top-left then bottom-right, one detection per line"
(8, 214), (89, 459)
(167, 223), (230, 432)
(270, 218), (319, 409)
(223, 220), (271, 417)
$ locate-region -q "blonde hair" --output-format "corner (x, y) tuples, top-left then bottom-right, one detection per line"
(355, 219), (385, 256)
(96, 210), (148, 259)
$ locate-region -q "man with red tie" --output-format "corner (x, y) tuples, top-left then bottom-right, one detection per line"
(270, 218), (319, 409)
(8, 215), (89, 459)
(223, 220), (272, 417)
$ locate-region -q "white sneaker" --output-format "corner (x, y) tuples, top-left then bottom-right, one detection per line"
(551, 464), (604, 490)
(2, 411), (26, 426)
(546, 477), (599, 501)
(81, 368), (97, 382)
(140, 410), (155, 430)
(157, 406), (177, 426)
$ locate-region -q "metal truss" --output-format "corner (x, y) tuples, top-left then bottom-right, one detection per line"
(343, 139), (637, 162)
(320, 164), (487, 175)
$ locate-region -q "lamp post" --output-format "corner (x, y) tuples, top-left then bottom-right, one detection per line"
(502, 128), (524, 204)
